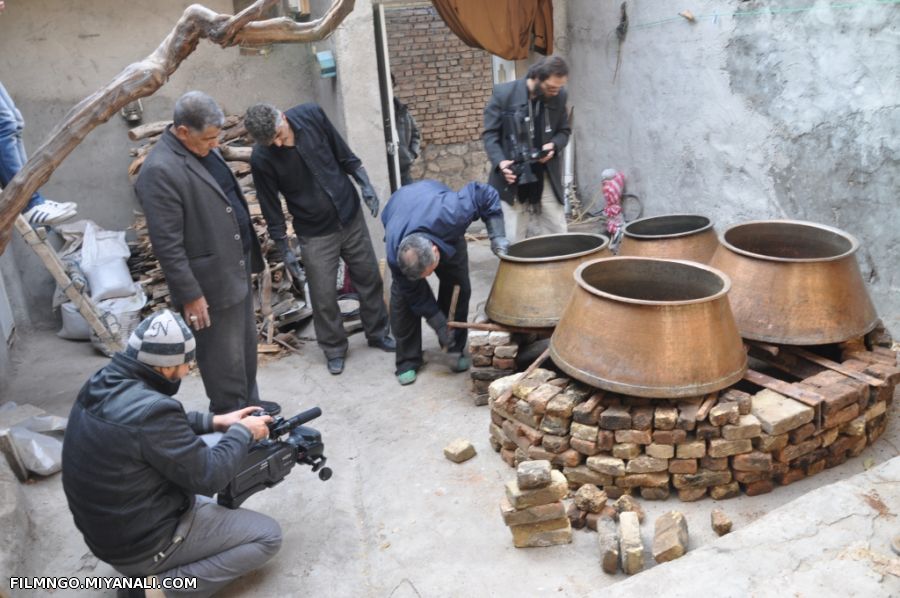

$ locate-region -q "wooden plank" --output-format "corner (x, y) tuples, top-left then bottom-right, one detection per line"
(747, 345), (823, 380)
(695, 392), (719, 422)
(745, 340), (780, 356)
(783, 346), (885, 387)
(845, 350), (897, 367)
(448, 321), (554, 335)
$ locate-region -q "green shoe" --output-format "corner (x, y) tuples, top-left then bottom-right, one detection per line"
(397, 370), (417, 385)
(450, 355), (471, 373)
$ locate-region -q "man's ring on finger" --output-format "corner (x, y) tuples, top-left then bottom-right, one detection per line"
(189, 315), (198, 321)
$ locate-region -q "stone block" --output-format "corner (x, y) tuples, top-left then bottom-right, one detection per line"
(711, 509), (732, 535)
(540, 414), (571, 436)
(500, 497), (567, 526)
(677, 487), (707, 502)
(672, 469), (732, 489)
(641, 486), (671, 501)
(563, 465), (613, 487)
(509, 517), (573, 548)
(626, 455), (669, 474)
(567, 501), (587, 529)
(709, 481), (740, 500)
(708, 438), (753, 458)
(732, 451), (773, 472)
(574, 484), (608, 513)
(743, 479), (775, 496)
(488, 331), (512, 346)
(720, 389), (752, 415)
(694, 422), (721, 440)
(571, 422), (599, 442)
(525, 383), (562, 415)
(542, 434), (570, 453)
(586, 455), (626, 477)
(676, 440), (706, 459)
(444, 438), (476, 463)
(569, 437), (599, 456)
(488, 374), (519, 401)
(751, 389), (815, 435)
(494, 344), (518, 359)
(709, 402), (740, 426)
(668, 459), (698, 474)
(753, 432), (789, 453)
(653, 511), (689, 563)
(617, 472), (670, 489)
(631, 407), (655, 431)
(775, 436), (822, 464)
(700, 456), (729, 471)
(546, 392), (578, 419)
(653, 429), (688, 444)
(506, 470), (568, 509)
(646, 443), (675, 459)
(619, 512), (644, 575)
(722, 414), (762, 441)
(654, 406), (679, 430)
(573, 393), (605, 424)
(600, 404), (632, 430)
(615, 429), (652, 445)
(517, 459), (552, 489)
(597, 519), (620, 574)
(612, 443), (641, 459)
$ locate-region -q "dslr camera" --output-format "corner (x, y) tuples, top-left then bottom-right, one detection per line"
(504, 108), (551, 186)
(217, 407), (332, 509)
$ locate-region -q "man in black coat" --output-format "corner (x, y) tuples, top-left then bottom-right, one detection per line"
(63, 310), (279, 597)
(135, 91), (276, 415)
(483, 56), (571, 243)
(245, 102), (395, 376)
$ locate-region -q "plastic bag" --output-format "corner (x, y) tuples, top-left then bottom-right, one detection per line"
(8, 427), (63, 476)
(90, 283), (147, 355)
(81, 221), (133, 301)
(57, 302), (93, 340)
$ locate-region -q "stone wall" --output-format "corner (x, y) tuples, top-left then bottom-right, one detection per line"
(409, 140), (490, 191)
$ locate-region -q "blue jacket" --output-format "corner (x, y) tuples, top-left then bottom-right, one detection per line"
(382, 179), (502, 318)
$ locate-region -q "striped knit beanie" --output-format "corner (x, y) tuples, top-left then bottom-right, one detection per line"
(125, 309), (196, 367)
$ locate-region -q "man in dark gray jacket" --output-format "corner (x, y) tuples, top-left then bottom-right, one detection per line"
(483, 56), (571, 242)
(62, 310), (279, 597)
(135, 91), (275, 415)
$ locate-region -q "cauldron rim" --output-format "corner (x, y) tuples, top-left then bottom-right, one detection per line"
(718, 219), (859, 263)
(623, 213), (713, 240)
(574, 256), (733, 306)
(500, 232), (610, 264)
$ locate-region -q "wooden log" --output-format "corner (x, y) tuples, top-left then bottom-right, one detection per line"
(219, 145), (253, 162)
(782, 346), (885, 387)
(448, 321), (554, 335)
(127, 120), (171, 141)
(695, 392), (719, 422)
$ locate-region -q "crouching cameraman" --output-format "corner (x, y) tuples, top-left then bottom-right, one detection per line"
(62, 310), (281, 597)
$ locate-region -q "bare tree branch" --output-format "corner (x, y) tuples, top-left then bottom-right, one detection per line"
(0, 0), (355, 251)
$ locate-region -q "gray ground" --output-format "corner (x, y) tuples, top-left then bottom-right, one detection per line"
(3, 240), (898, 597)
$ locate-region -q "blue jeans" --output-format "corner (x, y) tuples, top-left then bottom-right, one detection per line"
(0, 81), (44, 211)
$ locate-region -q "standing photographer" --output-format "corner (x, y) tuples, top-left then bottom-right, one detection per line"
(62, 310), (281, 597)
(482, 56), (571, 243)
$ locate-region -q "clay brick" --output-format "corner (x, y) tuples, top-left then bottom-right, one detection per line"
(710, 482), (740, 500)
(540, 414), (571, 436)
(626, 456), (668, 474)
(867, 414), (887, 444)
(677, 487), (707, 502)
(646, 443), (675, 459)
(524, 383), (562, 415)
(754, 432), (789, 452)
(751, 389), (815, 435)
(818, 380), (866, 415)
(600, 404), (632, 430)
(822, 403), (860, 429)
(722, 414), (762, 441)
(493, 357), (516, 370)
(700, 455), (729, 471)
(615, 429), (652, 445)
(545, 392), (578, 419)
(668, 459), (698, 474)
(552, 449), (583, 468)
(720, 388), (753, 415)
(569, 437), (599, 456)
(819, 426), (841, 447)
(570, 422), (599, 442)
(472, 354), (492, 367)
(709, 402), (740, 426)
(708, 438), (752, 458)
(864, 400), (887, 422)
(789, 422), (816, 444)
(572, 393), (605, 424)
(612, 443), (641, 459)
(596, 430), (615, 451)
(776, 468), (806, 485)
(541, 434), (570, 454)
(775, 436), (822, 463)
(563, 465), (613, 487)
(694, 422), (721, 440)
(806, 460), (826, 476)
(653, 429), (688, 444)
(631, 407), (655, 431)
(676, 401), (700, 431)
(732, 451), (773, 472)
(654, 406), (679, 430)
(672, 469), (732, 489)
(493, 344), (518, 359)
(508, 517), (572, 548)
(733, 470), (771, 484)
(743, 479), (774, 496)
(586, 455), (626, 477)
(517, 460), (552, 489)
(641, 487), (670, 501)
(527, 446), (557, 462)
(617, 472), (670, 489)
(676, 441), (706, 459)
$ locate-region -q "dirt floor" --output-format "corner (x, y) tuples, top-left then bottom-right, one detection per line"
(3, 239), (899, 597)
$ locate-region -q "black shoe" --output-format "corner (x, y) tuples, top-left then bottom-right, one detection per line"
(250, 399), (282, 416)
(327, 356), (345, 375)
(367, 335), (397, 352)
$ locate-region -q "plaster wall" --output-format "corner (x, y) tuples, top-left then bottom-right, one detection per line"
(566, 0), (899, 332)
(0, 0), (348, 326)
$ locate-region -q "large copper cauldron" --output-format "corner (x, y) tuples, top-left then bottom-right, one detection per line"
(550, 257), (747, 398)
(486, 233), (610, 327)
(710, 220), (878, 345)
(618, 214), (719, 263)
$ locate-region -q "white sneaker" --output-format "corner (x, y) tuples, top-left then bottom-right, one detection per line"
(44, 199), (78, 212)
(23, 202), (76, 227)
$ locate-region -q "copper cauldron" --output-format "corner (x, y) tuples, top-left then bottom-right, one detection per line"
(486, 233), (611, 327)
(550, 257), (747, 398)
(618, 214), (719, 263)
(709, 220), (878, 345)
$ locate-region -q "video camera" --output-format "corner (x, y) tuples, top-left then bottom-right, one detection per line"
(504, 109), (550, 186)
(217, 407), (332, 509)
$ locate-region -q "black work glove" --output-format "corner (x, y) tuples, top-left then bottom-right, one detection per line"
(426, 311), (451, 349)
(275, 237), (305, 285)
(351, 167), (380, 218)
(484, 214), (510, 256)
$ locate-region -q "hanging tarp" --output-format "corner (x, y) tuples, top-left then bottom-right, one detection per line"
(431, 0), (553, 60)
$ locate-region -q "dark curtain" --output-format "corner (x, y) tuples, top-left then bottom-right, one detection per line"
(431, 0), (554, 60)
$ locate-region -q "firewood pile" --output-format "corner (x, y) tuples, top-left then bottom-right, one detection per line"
(125, 116), (311, 356)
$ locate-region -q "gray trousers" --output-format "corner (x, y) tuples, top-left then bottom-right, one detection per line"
(299, 208), (390, 359)
(501, 173), (567, 243)
(193, 278), (259, 414)
(113, 497), (282, 598)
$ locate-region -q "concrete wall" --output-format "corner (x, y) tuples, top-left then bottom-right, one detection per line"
(0, 0), (342, 327)
(566, 0), (899, 332)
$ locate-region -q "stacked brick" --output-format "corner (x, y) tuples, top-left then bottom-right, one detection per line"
(487, 347), (898, 502)
(500, 460), (573, 548)
(468, 330), (521, 406)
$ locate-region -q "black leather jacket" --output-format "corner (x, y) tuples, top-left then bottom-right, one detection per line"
(61, 354), (253, 565)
